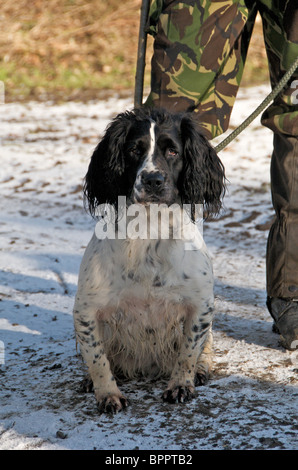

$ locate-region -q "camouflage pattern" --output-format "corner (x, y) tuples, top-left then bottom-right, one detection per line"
(145, 0), (298, 140)
(259, 0), (298, 137)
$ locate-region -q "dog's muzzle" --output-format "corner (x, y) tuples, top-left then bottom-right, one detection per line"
(141, 171), (165, 192)
(133, 170), (167, 203)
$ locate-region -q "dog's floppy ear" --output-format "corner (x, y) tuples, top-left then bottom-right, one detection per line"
(179, 114), (225, 219)
(83, 112), (132, 218)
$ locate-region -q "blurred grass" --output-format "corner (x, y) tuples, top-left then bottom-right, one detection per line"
(0, 0), (269, 103)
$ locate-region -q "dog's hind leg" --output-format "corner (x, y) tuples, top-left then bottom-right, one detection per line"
(194, 328), (213, 385)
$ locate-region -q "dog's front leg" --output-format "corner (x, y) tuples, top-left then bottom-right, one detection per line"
(162, 304), (213, 404)
(74, 306), (129, 414)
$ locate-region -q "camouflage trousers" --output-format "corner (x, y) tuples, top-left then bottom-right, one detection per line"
(145, 0), (298, 299)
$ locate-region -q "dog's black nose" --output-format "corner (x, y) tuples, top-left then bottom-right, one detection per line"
(141, 172), (165, 191)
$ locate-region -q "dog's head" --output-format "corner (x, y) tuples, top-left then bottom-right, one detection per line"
(84, 108), (225, 221)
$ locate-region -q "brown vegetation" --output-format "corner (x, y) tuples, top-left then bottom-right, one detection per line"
(0, 0), (269, 102)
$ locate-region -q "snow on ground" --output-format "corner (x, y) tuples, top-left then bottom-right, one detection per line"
(0, 86), (297, 451)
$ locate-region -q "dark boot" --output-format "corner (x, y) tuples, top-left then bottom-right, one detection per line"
(267, 296), (298, 350)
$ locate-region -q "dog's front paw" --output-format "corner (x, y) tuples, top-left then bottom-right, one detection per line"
(162, 384), (196, 404)
(95, 391), (130, 414)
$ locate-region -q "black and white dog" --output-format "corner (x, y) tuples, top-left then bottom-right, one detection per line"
(73, 108), (225, 413)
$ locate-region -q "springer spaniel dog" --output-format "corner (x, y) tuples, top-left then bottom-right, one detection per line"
(73, 107), (225, 413)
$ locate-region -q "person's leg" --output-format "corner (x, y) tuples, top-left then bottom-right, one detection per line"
(259, 0), (298, 349)
(145, 0), (257, 139)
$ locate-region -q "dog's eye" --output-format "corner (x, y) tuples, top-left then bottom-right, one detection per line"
(128, 146), (141, 158)
(167, 148), (179, 157)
